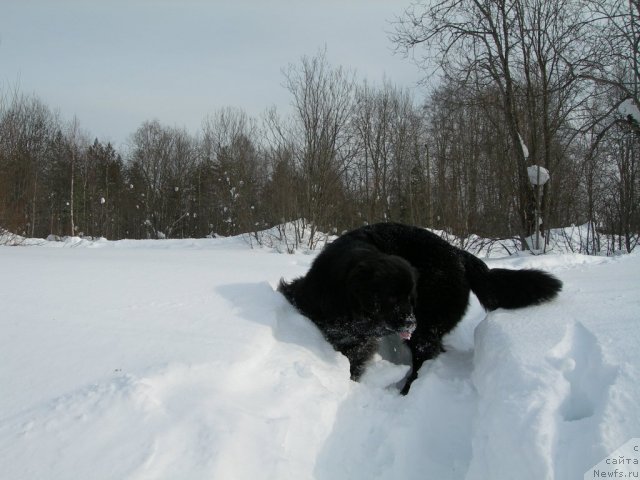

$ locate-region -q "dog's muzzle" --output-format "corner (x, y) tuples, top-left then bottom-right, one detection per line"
(398, 315), (417, 340)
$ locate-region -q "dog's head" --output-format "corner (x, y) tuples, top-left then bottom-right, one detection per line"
(346, 253), (418, 340)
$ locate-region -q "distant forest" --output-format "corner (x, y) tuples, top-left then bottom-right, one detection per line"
(1, 0), (638, 253)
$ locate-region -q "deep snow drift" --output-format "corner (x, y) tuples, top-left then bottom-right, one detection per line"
(1, 232), (639, 479)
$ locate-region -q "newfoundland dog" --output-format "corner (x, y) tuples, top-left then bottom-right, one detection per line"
(278, 222), (562, 394)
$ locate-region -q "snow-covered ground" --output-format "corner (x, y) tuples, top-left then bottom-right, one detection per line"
(1, 232), (639, 479)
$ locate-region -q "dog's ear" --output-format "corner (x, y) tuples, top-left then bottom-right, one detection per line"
(346, 259), (377, 314)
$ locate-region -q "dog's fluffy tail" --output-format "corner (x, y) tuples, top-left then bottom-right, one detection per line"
(462, 251), (562, 311)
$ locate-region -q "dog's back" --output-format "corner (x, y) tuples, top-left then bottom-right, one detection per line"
(344, 222), (562, 312)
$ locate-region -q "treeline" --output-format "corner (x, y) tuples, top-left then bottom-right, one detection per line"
(1, 0), (639, 253)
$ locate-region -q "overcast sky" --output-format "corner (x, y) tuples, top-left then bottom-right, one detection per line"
(0, 1), (423, 147)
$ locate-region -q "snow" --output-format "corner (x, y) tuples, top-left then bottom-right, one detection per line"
(619, 98), (640, 124)
(1, 232), (639, 479)
(527, 165), (550, 186)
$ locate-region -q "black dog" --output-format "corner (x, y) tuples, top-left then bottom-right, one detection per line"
(278, 222), (562, 394)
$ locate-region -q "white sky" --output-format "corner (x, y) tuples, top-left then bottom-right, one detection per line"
(0, 0), (423, 147)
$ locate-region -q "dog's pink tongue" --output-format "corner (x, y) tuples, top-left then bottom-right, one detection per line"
(399, 331), (412, 340)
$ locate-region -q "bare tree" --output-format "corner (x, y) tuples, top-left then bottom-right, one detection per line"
(200, 107), (264, 236)
(65, 116), (88, 236)
(0, 93), (56, 236)
(352, 81), (396, 223)
(394, 0), (597, 246)
(351, 80), (423, 225)
(580, 0), (639, 117)
(577, 0), (640, 252)
(283, 49), (356, 242)
(128, 121), (197, 238)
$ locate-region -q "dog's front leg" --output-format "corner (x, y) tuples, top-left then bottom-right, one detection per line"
(338, 338), (379, 381)
(400, 332), (445, 395)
